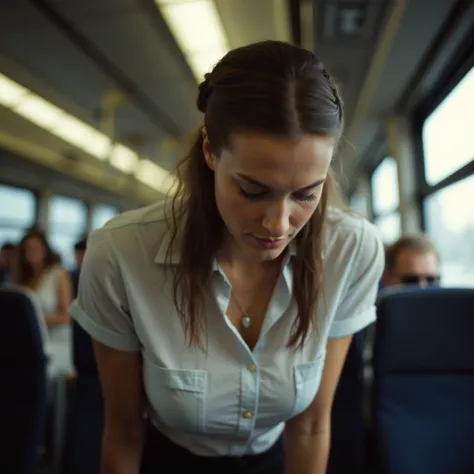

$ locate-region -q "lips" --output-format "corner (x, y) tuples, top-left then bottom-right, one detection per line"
(252, 236), (286, 249)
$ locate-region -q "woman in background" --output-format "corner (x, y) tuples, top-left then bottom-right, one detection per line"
(15, 229), (73, 377)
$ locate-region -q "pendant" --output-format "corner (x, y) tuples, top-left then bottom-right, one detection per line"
(241, 315), (252, 329)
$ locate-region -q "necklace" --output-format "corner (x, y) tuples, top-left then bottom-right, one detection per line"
(231, 292), (253, 329)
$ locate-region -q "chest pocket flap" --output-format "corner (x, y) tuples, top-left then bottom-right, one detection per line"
(164, 368), (207, 392)
(143, 356), (207, 434)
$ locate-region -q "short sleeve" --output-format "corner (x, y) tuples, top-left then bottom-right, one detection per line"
(328, 220), (385, 338)
(69, 230), (141, 351)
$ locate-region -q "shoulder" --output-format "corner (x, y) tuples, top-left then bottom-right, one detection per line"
(325, 207), (383, 258)
(323, 208), (385, 337)
(89, 200), (173, 264)
(324, 207), (385, 283)
(47, 264), (68, 283)
(86, 201), (176, 271)
(100, 200), (170, 237)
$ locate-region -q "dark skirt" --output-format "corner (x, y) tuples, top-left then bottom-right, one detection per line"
(140, 422), (284, 474)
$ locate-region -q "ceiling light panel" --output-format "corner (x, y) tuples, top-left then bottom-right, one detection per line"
(14, 95), (64, 130)
(0, 73), (178, 191)
(0, 73), (29, 107)
(155, 0), (229, 82)
(109, 144), (139, 173)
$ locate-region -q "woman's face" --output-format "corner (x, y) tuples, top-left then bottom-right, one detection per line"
(24, 236), (47, 268)
(204, 131), (334, 263)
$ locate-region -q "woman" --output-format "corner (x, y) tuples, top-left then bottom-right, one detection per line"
(15, 229), (73, 377)
(70, 41), (384, 474)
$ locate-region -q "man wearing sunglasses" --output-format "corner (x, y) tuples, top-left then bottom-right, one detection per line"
(383, 234), (440, 288)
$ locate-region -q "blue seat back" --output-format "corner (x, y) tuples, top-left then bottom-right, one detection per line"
(0, 288), (47, 474)
(327, 329), (367, 474)
(373, 287), (474, 474)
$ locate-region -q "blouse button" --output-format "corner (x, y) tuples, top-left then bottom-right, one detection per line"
(242, 411), (253, 419)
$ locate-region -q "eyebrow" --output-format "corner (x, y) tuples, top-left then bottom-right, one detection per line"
(236, 173), (326, 192)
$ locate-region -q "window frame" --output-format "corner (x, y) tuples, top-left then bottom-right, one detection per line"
(412, 31), (474, 229)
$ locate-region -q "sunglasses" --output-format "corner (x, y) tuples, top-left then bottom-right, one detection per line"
(399, 274), (441, 286)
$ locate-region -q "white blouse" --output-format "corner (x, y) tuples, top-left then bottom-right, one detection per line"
(70, 201), (384, 456)
(37, 265), (72, 376)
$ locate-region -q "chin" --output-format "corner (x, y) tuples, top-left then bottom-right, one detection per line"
(247, 244), (287, 262)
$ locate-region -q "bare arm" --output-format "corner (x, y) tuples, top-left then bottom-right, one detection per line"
(45, 268), (72, 327)
(284, 335), (352, 474)
(93, 340), (144, 474)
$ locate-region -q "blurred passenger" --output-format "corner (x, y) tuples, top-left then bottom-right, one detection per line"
(71, 41), (384, 473)
(70, 238), (86, 297)
(383, 234), (440, 288)
(0, 242), (15, 284)
(14, 229), (73, 377)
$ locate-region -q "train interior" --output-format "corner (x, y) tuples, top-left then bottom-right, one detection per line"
(0, 1), (473, 473)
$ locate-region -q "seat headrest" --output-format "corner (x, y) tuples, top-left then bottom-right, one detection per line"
(0, 289), (46, 367)
(374, 288), (474, 373)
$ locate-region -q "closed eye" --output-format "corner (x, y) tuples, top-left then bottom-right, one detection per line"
(235, 175), (325, 202)
(293, 193), (318, 202)
(238, 186), (318, 202)
(236, 179), (267, 199)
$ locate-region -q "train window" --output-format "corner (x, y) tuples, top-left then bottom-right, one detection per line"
(91, 204), (118, 230)
(48, 195), (87, 269)
(371, 157), (399, 215)
(374, 213), (402, 244)
(422, 66), (474, 185)
(0, 184), (36, 245)
(424, 174), (474, 287)
(371, 157), (401, 242)
(0, 227), (25, 246)
(349, 194), (368, 216)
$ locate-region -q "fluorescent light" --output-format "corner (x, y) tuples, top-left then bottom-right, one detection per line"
(50, 115), (109, 160)
(159, 1), (227, 52)
(79, 129), (111, 160)
(155, 0), (229, 82)
(0, 73), (29, 106)
(0, 73), (178, 190)
(52, 115), (95, 148)
(135, 159), (178, 194)
(0, 73), (111, 159)
(109, 144), (139, 173)
(187, 49), (226, 82)
(14, 95), (64, 130)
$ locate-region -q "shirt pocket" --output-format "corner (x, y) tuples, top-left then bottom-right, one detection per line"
(143, 357), (207, 434)
(290, 352), (326, 418)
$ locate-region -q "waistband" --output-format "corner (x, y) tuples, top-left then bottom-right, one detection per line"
(140, 421), (284, 474)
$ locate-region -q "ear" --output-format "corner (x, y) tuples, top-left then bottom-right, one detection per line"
(202, 128), (216, 171)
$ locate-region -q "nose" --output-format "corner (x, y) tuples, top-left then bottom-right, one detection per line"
(261, 199), (290, 237)
(419, 278), (429, 288)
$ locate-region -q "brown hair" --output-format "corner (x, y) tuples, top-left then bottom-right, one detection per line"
(166, 41), (344, 349)
(385, 234), (439, 271)
(14, 229), (55, 288)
